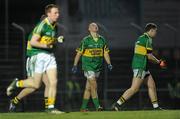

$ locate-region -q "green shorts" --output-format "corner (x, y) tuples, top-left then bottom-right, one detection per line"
(133, 69), (150, 79)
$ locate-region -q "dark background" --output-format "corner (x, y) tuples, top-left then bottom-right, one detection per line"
(0, 0), (180, 112)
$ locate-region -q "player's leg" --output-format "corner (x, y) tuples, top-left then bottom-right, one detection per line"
(113, 69), (145, 110)
(85, 71), (101, 110)
(7, 55), (44, 96)
(16, 55), (44, 89)
(8, 56), (43, 111)
(80, 79), (91, 111)
(46, 68), (64, 114)
(8, 73), (43, 112)
(144, 74), (160, 109)
(46, 69), (57, 109)
(8, 86), (36, 112)
(7, 73), (43, 96)
(9, 73), (49, 112)
(42, 73), (49, 110)
(89, 78), (101, 110)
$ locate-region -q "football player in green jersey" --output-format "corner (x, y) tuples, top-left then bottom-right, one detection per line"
(113, 23), (166, 110)
(72, 23), (113, 111)
(7, 15), (52, 113)
(7, 4), (64, 114)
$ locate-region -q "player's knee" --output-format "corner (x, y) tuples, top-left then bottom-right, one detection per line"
(90, 84), (97, 90)
(85, 87), (91, 92)
(49, 79), (58, 87)
(148, 84), (156, 90)
(44, 82), (49, 87)
(33, 83), (41, 89)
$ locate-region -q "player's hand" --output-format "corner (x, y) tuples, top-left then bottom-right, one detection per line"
(72, 66), (78, 74)
(57, 36), (64, 43)
(108, 64), (113, 71)
(159, 60), (167, 69)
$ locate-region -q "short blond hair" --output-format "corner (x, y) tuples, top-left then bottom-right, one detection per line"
(45, 4), (59, 15)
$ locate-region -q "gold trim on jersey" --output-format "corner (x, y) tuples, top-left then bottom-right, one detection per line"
(27, 41), (32, 50)
(135, 45), (147, 55)
(83, 48), (103, 57)
(147, 47), (153, 51)
(39, 36), (56, 45)
(135, 44), (153, 55)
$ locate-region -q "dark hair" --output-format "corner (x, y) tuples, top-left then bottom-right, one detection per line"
(45, 4), (59, 15)
(40, 14), (47, 21)
(145, 23), (157, 32)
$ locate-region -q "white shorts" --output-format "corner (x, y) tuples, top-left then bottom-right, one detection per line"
(84, 71), (100, 79)
(133, 69), (150, 79)
(26, 53), (57, 77)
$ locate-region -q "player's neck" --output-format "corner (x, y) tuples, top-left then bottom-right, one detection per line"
(47, 17), (55, 25)
(145, 32), (152, 38)
(90, 32), (98, 38)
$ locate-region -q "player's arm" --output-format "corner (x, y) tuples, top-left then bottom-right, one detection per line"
(73, 52), (82, 66)
(104, 51), (113, 71)
(147, 53), (167, 68)
(73, 39), (86, 66)
(145, 37), (160, 64)
(103, 40), (113, 70)
(30, 35), (52, 49)
(72, 40), (85, 74)
(145, 38), (166, 68)
(104, 51), (111, 65)
(72, 51), (82, 74)
(147, 53), (160, 64)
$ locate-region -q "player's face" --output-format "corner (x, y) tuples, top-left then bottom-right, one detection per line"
(47, 7), (59, 22)
(89, 23), (99, 32)
(150, 28), (157, 38)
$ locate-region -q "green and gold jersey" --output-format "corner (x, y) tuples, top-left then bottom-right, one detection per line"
(132, 33), (153, 70)
(26, 18), (57, 57)
(76, 35), (110, 72)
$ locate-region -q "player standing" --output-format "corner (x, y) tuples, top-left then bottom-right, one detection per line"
(72, 23), (113, 111)
(7, 4), (63, 114)
(113, 23), (166, 110)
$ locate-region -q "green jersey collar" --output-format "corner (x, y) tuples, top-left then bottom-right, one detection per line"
(144, 33), (152, 44)
(45, 18), (56, 29)
(89, 34), (101, 42)
(144, 33), (151, 39)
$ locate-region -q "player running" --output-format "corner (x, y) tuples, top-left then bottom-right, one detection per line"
(113, 23), (166, 110)
(7, 14), (54, 113)
(7, 4), (64, 114)
(72, 22), (113, 111)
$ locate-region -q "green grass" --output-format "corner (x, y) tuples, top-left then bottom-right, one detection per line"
(0, 110), (180, 119)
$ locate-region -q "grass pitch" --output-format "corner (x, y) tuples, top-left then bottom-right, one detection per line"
(0, 110), (179, 119)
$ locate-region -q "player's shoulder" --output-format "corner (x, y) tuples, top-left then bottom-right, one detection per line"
(35, 19), (46, 28)
(83, 35), (90, 39)
(33, 19), (47, 33)
(99, 35), (106, 40)
(138, 33), (149, 42)
(82, 35), (91, 41)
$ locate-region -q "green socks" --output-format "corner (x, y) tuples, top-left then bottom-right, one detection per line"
(81, 99), (89, 109)
(92, 98), (100, 109)
(81, 98), (100, 110)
